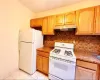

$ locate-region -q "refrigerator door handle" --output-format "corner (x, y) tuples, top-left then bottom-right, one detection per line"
(20, 41), (34, 43)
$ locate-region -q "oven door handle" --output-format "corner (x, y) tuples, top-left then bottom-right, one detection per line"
(49, 58), (76, 66)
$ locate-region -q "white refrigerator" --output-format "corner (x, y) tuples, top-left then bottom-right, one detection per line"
(19, 28), (43, 74)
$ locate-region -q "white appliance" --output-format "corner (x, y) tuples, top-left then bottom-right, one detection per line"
(49, 42), (76, 80)
(19, 28), (43, 74)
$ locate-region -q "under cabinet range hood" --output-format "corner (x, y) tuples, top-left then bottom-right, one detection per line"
(54, 25), (76, 31)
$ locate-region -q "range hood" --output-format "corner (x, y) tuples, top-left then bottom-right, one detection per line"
(54, 25), (76, 31)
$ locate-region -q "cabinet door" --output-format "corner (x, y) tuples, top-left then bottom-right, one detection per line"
(36, 55), (42, 72)
(99, 76), (100, 80)
(65, 12), (76, 25)
(47, 16), (56, 35)
(42, 57), (49, 74)
(55, 14), (65, 26)
(76, 66), (96, 80)
(36, 18), (43, 27)
(76, 7), (95, 35)
(42, 17), (48, 35)
(95, 6), (100, 34)
(30, 18), (42, 27)
(30, 19), (36, 27)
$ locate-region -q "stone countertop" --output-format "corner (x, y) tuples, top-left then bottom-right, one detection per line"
(37, 47), (53, 53)
(75, 50), (100, 64)
(37, 47), (100, 64)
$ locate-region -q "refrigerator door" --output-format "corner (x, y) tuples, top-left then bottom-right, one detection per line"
(19, 42), (35, 74)
(19, 28), (35, 42)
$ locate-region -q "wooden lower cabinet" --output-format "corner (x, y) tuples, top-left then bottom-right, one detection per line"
(42, 57), (49, 74)
(76, 66), (96, 80)
(36, 51), (49, 75)
(37, 50), (100, 79)
(36, 55), (43, 72)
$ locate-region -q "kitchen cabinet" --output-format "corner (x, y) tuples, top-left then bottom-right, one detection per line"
(47, 16), (56, 35)
(30, 18), (43, 28)
(95, 6), (100, 35)
(76, 7), (95, 35)
(64, 12), (76, 25)
(36, 50), (49, 75)
(55, 12), (76, 26)
(56, 14), (65, 26)
(76, 60), (98, 80)
(30, 6), (100, 35)
(37, 55), (42, 72)
(76, 66), (96, 80)
(42, 17), (48, 34)
(42, 57), (49, 74)
(42, 16), (56, 35)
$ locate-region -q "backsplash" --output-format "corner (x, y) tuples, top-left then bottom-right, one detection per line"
(44, 31), (100, 54)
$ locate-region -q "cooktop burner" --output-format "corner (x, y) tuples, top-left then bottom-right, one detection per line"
(64, 50), (73, 57)
(53, 49), (61, 54)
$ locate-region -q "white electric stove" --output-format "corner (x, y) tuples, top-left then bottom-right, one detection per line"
(49, 42), (76, 80)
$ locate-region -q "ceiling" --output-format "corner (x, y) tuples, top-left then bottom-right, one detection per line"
(19, 0), (85, 12)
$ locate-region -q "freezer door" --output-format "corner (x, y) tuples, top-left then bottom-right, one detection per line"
(34, 29), (43, 48)
(19, 42), (36, 74)
(19, 28), (35, 42)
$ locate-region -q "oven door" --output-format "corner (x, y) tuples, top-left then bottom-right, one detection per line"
(49, 57), (76, 80)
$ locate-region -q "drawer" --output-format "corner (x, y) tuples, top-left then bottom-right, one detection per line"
(37, 51), (49, 58)
(77, 60), (97, 70)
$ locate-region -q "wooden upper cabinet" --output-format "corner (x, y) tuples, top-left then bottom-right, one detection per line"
(30, 6), (100, 35)
(42, 17), (48, 35)
(76, 7), (95, 35)
(95, 6), (100, 34)
(47, 16), (56, 35)
(55, 12), (76, 26)
(30, 18), (43, 28)
(64, 12), (76, 25)
(42, 16), (56, 35)
(55, 14), (65, 26)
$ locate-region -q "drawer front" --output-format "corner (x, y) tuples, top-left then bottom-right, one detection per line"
(77, 60), (97, 70)
(37, 51), (49, 57)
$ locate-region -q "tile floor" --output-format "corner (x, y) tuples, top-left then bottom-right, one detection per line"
(5, 70), (48, 80)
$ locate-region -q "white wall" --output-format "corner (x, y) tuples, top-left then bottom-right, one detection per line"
(0, 0), (35, 79)
(35, 0), (100, 18)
